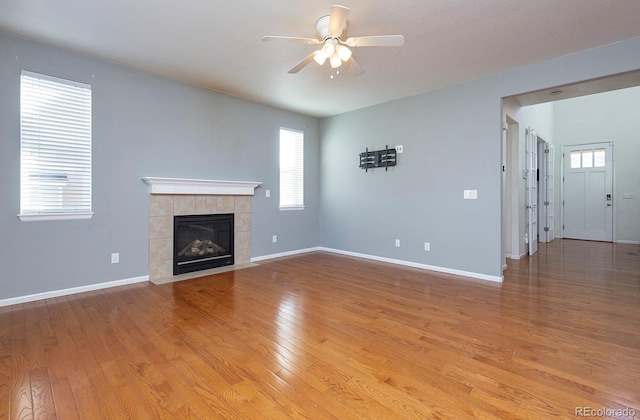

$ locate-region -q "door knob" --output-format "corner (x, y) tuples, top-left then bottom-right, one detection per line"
(607, 203), (612, 206)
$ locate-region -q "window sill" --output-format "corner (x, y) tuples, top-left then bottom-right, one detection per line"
(18, 212), (95, 222)
(279, 206), (305, 211)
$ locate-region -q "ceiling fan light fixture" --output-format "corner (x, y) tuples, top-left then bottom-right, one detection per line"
(329, 53), (342, 68)
(335, 44), (352, 61)
(313, 50), (328, 65)
(322, 39), (337, 57)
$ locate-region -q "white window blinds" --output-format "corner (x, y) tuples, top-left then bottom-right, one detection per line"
(20, 71), (93, 220)
(279, 128), (304, 210)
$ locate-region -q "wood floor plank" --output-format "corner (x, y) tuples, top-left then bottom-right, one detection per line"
(1, 239), (638, 418)
(48, 378), (79, 420)
(45, 302), (79, 419)
(0, 307), (12, 418)
(29, 367), (55, 420)
(10, 304), (33, 420)
(231, 378), (292, 419)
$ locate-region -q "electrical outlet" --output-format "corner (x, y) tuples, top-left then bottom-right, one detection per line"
(111, 253), (119, 264)
(272, 235), (277, 243)
(266, 189), (271, 198)
(623, 193), (633, 199)
(395, 145), (404, 153)
(424, 242), (430, 251)
(395, 239), (400, 247)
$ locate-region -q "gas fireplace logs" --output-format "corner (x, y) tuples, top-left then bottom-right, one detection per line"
(177, 239), (226, 258)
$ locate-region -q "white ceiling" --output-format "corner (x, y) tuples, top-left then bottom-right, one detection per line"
(2, 0), (640, 118)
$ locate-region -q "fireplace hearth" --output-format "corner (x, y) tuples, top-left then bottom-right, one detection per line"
(173, 213), (234, 275)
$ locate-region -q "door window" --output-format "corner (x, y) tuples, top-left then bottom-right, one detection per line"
(570, 148), (605, 168)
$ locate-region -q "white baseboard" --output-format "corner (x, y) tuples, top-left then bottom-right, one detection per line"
(506, 251), (527, 260)
(318, 247), (503, 283)
(616, 240), (640, 245)
(2, 244), (507, 306)
(251, 247), (321, 262)
(0, 275), (149, 308)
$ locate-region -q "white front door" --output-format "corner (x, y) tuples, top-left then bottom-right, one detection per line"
(526, 128), (538, 255)
(563, 142), (613, 241)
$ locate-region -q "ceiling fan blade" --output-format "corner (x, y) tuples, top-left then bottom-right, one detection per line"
(328, 5), (349, 37)
(262, 36), (321, 44)
(344, 57), (364, 76)
(345, 35), (405, 47)
(288, 51), (318, 74)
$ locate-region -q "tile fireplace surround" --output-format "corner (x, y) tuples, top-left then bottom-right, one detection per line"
(142, 177), (262, 284)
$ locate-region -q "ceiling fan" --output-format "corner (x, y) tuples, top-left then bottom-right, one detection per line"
(262, 5), (404, 76)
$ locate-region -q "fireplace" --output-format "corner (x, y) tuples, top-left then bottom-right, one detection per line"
(173, 213), (234, 275)
(144, 178), (261, 284)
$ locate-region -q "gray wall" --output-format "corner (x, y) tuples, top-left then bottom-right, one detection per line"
(0, 32), (320, 300)
(320, 37), (640, 279)
(520, 102), (555, 142)
(3, 31), (640, 300)
(554, 86), (640, 243)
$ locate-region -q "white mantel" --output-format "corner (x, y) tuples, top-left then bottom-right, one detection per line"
(142, 177), (262, 195)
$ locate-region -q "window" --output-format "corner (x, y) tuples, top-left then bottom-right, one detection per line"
(593, 149), (605, 167)
(570, 151), (581, 169)
(570, 148), (606, 169)
(582, 150), (593, 168)
(20, 71), (93, 221)
(279, 128), (304, 210)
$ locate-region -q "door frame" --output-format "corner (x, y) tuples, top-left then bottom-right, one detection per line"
(560, 141), (615, 242)
(526, 127), (539, 256)
(538, 140), (555, 243)
(502, 115), (524, 261)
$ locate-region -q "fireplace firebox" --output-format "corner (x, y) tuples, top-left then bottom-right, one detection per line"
(173, 213), (234, 275)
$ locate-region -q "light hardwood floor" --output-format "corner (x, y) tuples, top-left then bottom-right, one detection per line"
(1, 240), (639, 419)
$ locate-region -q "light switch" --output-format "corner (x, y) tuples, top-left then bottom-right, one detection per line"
(464, 190), (478, 200)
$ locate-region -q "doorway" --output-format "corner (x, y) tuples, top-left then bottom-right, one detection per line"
(562, 142), (614, 242)
(503, 116), (524, 262)
(502, 71), (640, 272)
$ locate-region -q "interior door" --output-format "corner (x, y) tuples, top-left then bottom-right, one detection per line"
(526, 128), (538, 255)
(563, 142), (613, 241)
(544, 144), (555, 242)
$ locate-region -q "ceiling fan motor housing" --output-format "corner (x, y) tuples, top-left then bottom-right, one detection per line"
(316, 15), (347, 40)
